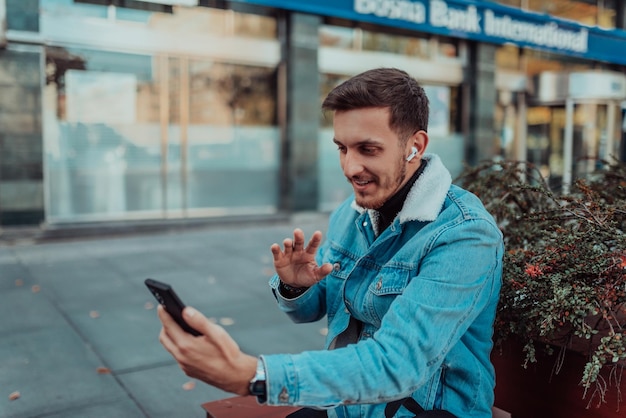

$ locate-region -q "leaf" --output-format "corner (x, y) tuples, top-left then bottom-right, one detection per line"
(9, 391), (20, 401)
(182, 380), (196, 391)
(96, 367), (111, 374)
(219, 317), (235, 326)
(89, 311), (100, 318)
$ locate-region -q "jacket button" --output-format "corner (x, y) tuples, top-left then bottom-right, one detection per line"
(376, 279), (382, 290)
(279, 387), (289, 403)
(333, 262), (341, 271)
(363, 221), (368, 227)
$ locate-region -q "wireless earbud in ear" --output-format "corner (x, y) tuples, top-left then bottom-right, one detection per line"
(406, 146), (418, 162)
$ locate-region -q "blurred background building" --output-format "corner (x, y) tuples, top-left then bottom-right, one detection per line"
(1, 0), (625, 228)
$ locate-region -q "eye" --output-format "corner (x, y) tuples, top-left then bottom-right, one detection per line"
(361, 146), (377, 155)
(336, 144), (347, 153)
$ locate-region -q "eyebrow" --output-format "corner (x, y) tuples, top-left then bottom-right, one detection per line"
(332, 138), (383, 147)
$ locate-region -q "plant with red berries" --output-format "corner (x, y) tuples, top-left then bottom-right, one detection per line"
(457, 159), (626, 407)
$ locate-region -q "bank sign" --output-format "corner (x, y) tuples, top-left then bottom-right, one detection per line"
(232, 0), (626, 65)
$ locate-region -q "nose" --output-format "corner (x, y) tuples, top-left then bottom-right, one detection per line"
(342, 150), (364, 178)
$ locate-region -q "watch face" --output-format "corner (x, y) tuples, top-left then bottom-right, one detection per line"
(250, 379), (266, 396)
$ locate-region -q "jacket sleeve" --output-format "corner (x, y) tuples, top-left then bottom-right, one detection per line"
(269, 273), (328, 324)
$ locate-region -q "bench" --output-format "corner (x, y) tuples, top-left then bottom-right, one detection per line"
(202, 395), (300, 418)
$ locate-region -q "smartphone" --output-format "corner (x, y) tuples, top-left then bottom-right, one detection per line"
(145, 278), (202, 336)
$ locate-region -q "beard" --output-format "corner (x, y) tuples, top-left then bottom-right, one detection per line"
(353, 158), (407, 209)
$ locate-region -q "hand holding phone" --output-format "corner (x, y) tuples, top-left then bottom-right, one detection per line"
(145, 278), (202, 336)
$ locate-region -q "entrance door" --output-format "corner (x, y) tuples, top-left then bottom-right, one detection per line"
(526, 101), (622, 191)
(526, 71), (626, 192)
(561, 100), (622, 192)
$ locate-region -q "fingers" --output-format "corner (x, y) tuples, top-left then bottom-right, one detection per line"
(316, 262), (334, 280)
(182, 306), (209, 335)
(275, 229), (320, 254)
(305, 230), (323, 255)
(282, 237), (294, 256)
(292, 229), (304, 252)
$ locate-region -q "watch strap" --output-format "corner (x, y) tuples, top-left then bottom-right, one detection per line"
(248, 358), (267, 403)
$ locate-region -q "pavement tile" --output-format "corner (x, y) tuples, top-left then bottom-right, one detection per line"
(117, 364), (230, 418)
(0, 326), (130, 418)
(38, 396), (145, 418)
(67, 301), (173, 372)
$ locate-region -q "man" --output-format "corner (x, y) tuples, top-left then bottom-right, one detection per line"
(158, 68), (503, 417)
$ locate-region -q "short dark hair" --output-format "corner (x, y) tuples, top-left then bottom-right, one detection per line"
(321, 68), (429, 141)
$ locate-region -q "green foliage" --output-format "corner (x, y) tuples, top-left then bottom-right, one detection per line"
(457, 159), (626, 404)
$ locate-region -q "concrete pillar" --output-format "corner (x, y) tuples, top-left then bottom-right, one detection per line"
(0, 0), (6, 48)
(284, 12), (320, 212)
(466, 42), (497, 165)
(0, 48), (44, 226)
(616, 1), (625, 30)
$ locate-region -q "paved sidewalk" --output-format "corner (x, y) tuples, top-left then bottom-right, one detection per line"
(0, 213), (330, 418)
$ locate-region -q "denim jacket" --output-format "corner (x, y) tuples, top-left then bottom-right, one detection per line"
(263, 154), (503, 417)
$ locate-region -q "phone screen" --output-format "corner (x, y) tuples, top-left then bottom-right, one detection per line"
(145, 278), (202, 336)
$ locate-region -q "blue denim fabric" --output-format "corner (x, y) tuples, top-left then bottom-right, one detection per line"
(262, 154), (503, 418)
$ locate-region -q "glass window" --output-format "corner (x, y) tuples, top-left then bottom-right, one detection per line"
(186, 61), (279, 211)
(45, 47), (164, 220)
(6, 0), (39, 31)
(320, 25), (356, 48)
(318, 73), (352, 211)
(496, 44), (521, 71)
(234, 11), (277, 39)
(598, 0), (617, 29)
(361, 29), (430, 58)
(528, 0), (601, 27)
(438, 38), (460, 59)
(524, 49), (593, 77)
(45, 47), (280, 222)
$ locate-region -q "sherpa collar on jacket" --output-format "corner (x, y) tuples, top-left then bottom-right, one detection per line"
(351, 153), (452, 233)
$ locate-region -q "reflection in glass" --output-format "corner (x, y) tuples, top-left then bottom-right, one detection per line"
(361, 30), (430, 58)
(527, 0), (607, 27)
(44, 46), (279, 222)
(186, 61), (279, 212)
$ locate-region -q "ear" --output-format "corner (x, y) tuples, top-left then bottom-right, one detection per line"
(408, 130), (428, 161)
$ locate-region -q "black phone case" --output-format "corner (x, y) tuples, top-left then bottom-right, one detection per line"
(145, 278), (202, 336)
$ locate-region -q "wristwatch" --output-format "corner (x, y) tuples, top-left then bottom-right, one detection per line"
(248, 358), (267, 403)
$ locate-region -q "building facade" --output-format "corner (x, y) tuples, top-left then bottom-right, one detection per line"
(1, 0), (625, 227)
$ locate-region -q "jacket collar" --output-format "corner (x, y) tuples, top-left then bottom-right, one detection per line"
(351, 153), (452, 226)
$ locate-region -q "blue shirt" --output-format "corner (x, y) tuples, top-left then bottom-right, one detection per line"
(263, 154), (503, 417)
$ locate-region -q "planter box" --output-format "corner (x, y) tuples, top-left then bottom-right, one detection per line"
(492, 340), (625, 418)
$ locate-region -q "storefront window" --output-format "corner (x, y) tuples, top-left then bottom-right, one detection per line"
(320, 24), (433, 58)
(319, 25), (355, 48)
(527, 0), (616, 29)
(598, 0), (617, 29)
(496, 44), (521, 71)
(42, 1), (280, 223)
(525, 49), (592, 76)
(318, 73), (352, 211)
(361, 29), (430, 58)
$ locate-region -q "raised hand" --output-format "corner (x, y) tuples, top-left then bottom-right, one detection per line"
(270, 228), (333, 288)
